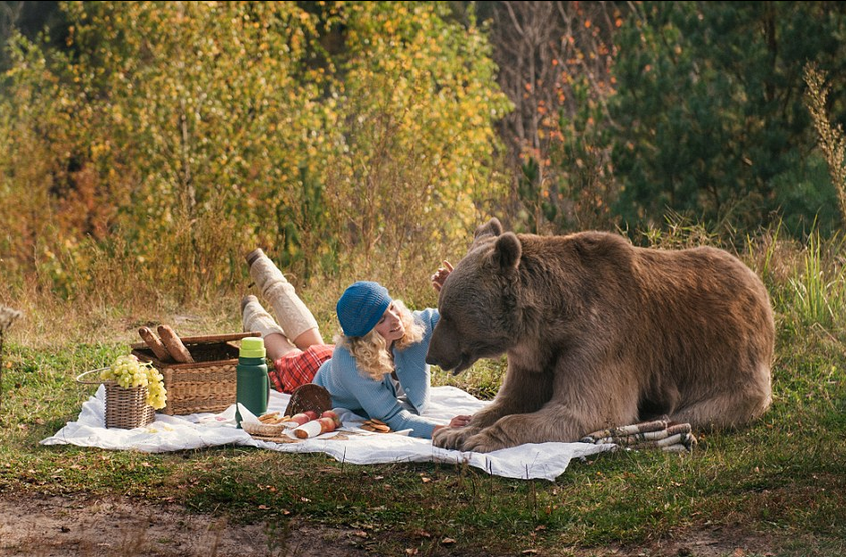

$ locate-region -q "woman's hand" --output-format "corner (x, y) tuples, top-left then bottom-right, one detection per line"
(432, 414), (472, 437)
(431, 260), (454, 292)
(449, 414), (471, 428)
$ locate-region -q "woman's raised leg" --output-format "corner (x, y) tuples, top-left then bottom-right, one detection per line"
(246, 249), (324, 350)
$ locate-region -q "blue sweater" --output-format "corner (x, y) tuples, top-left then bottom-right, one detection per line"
(313, 308), (440, 438)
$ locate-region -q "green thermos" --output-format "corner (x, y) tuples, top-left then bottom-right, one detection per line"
(235, 336), (269, 428)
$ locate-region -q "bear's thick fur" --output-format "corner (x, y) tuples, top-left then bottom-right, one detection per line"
(426, 218), (774, 453)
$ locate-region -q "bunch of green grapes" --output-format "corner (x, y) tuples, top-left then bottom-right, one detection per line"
(100, 354), (168, 410)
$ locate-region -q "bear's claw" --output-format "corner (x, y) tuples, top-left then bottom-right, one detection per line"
(432, 426), (476, 450)
(461, 429), (511, 453)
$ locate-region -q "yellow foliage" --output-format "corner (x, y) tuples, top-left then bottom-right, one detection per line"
(1, 1), (511, 300)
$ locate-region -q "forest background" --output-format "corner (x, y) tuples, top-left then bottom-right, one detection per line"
(2, 1), (845, 312)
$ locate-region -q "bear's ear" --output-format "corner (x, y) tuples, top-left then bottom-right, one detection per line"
(474, 218), (503, 240)
(493, 232), (521, 271)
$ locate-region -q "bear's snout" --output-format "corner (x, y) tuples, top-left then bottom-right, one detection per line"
(425, 348), (452, 369)
(426, 347), (468, 374)
(425, 341), (458, 371)
(426, 324), (447, 368)
(427, 313), (480, 372)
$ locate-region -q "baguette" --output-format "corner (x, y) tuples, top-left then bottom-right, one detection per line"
(138, 326), (173, 362)
(156, 324), (195, 363)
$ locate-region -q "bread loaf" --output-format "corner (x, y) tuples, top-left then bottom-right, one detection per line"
(156, 325), (195, 363)
(138, 326), (173, 362)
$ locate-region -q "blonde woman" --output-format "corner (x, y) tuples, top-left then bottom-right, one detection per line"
(242, 249), (469, 439)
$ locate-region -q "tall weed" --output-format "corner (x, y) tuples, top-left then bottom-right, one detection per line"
(628, 210), (725, 250)
(788, 230), (846, 331)
(804, 62), (846, 225)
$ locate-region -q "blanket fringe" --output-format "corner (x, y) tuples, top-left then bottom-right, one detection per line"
(580, 419), (698, 453)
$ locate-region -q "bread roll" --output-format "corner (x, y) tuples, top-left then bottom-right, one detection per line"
(156, 325), (195, 363)
(138, 326), (173, 362)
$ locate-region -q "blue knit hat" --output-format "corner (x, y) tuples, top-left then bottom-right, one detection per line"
(336, 281), (392, 337)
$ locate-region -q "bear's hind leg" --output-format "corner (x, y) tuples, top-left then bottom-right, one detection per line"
(670, 379), (772, 430)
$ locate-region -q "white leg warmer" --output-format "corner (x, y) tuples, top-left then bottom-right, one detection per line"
(249, 253), (319, 341)
(241, 295), (286, 339)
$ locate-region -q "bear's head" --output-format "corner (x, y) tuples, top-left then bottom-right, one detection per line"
(426, 218), (523, 374)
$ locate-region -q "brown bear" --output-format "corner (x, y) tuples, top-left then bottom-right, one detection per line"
(426, 218), (774, 453)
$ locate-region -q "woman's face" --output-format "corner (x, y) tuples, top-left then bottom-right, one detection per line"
(373, 302), (404, 345)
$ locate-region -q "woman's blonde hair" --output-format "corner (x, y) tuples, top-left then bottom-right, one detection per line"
(336, 300), (424, 381)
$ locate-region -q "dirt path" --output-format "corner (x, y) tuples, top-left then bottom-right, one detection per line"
(0, 493), (786, 557)
(0, 494), (368, 557)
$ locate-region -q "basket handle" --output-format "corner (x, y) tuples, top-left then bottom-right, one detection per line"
(178, 331), (261, 344)
(129, 331), (260, 350)
(76, 367), (110, 385)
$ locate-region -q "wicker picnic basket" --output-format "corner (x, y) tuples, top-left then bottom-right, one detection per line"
(76, 369), (156, 429)
(131, 332), (260, 416)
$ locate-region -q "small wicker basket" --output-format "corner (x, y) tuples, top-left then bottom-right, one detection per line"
(242, 420), (287, 437)
(77, 368), (156, 429)
(284, 384), (332, 417)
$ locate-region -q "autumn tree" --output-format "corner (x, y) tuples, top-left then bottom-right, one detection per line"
(322, 1), (510, 285)
(474, 1), (624, 233)
(0, 1), (509, 300)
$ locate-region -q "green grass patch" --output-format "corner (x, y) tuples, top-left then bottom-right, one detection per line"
(2, 320), (844, 556)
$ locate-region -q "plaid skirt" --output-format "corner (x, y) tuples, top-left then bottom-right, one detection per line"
(269, 344), (334, 394)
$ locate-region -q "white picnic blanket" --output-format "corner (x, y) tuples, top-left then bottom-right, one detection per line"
(41, 385), (610, 481)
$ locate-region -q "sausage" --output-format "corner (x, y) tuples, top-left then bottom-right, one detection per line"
(138, 327), (173, 362)
(293, 417), (336, 439)
(156, 325), (195, 363)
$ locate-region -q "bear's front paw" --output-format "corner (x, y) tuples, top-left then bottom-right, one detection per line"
(461, 425), (520, 453)
(432, 426), (476, 450)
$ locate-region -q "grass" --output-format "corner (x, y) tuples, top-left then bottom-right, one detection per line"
(1, 230), (845, 556)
